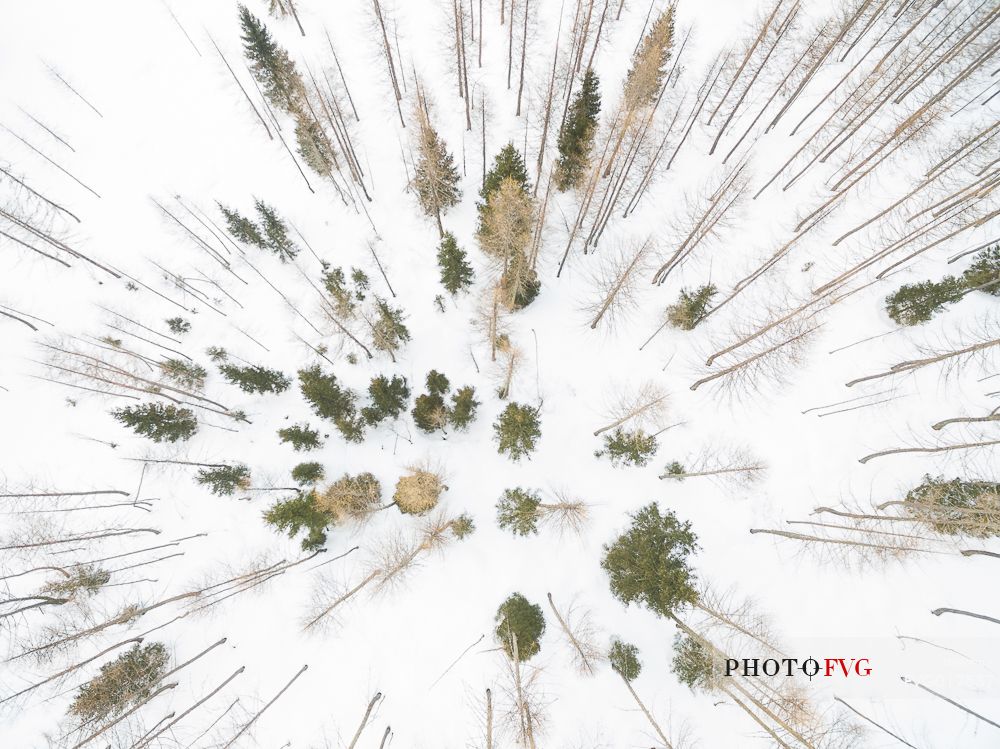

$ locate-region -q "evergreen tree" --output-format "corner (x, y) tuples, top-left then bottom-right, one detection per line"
(449, 386), (480, 430)
(595, 428), (658, 467)
(70, 643), (169, 723)
(278, 423), (323, 451)
(885, 277), (965, 326)
(662, 460), (685, 477)
(361, 374), (410, 425)
(298, 365), (365, 443)
(494, 593), (545, 662)
(413, 110), (462, 233)
(496, 487), (542, 536)
(351, 268), (370, 299)
(666, 284), (717, 330)
(412, 392), (449, 433)
(322, 265), (358, 318)
(195, 464), (251, 496)
(425, 370), (451, 396)
(494, 402), (541, 461)
(608, 638), (642, 681)
(112, 403), (197, 443)
(671, 633), (715, 690)
(437, 232), (474, 295)
(369, 298), (410, 359)
(219, 363), (291, 394)
(254, 200), (298, 261)
(480, 143), (531, 205)
(165, 317), (191, 335)
(601, 502), (699, 618)
(238, 4), (303, 112)
(263, 491), (330, 550)
(159, 359), (207, 391)
(961, 244), (1000, 294)
(555, 68), (601, 191)
(292, 461), (325, 486)
(218, 203), (266, 248)
(42, 565), (110, 599)
(206, 346), (228, 363)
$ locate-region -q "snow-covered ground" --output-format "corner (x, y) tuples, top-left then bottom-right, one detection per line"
(1, 0), (998, 747)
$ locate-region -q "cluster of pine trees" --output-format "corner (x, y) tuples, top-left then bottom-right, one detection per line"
(219, 199), (299, 261)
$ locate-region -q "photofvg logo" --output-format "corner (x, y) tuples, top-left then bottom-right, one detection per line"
(724, 657), (872, 681)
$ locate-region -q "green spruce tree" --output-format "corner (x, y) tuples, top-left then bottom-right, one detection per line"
(165, 317), (191, 335)
(494, 402), (541, 461)
(219, 363), (291, 394)
(298, 365), (365, 442)
(206, 346), (228, 363)
(322, 265), (358, 318)
(291, 461), (325, 486)
(218, 203), (267, 248)
(425, 370), (451, 396)
(369, 298), (410, 360)
(159, 359), (207, 391)
(254, 200), (298, 261)
(238, 4), (303, 112)
(449, 386), (480, 430)
(412, 392), (448, 433)
(496, 487), (543, 536)
(481, 143), (531, 202)
(195, 464), (251, 496)
(601, 502), (699, 618)
(263, 491), (330, 550)
(961, 244), (1000, 293)
(555, 68), (601, 191)
(595, 428), (658, 467)
(494, 593), (546, 661)
(112, 403), (197, 443)
(885, 277), (966, 325)
(671, 633), (715, 690)
(277, 423), (323, 451)
(608, 638), (642, 681)
(361, 375), (410, 425)
(666, 284), (717, 330)
(413, 109), (462, 234)
(437, 232), (474, 295)
(351, 268), (370, 298)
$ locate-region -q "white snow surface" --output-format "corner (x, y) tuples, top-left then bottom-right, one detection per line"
(1, 0), (998, 747)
